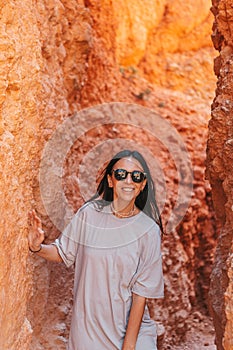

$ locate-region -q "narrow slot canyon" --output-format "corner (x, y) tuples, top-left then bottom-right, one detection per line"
(0, 1), (232, 349)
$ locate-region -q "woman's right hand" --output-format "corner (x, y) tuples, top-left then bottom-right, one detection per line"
(28, 210), (45, 251)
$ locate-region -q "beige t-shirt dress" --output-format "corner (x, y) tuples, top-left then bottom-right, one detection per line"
(53, 202), (164, 350)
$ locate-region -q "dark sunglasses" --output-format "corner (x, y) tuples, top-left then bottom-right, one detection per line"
(112, 168), (147, 183)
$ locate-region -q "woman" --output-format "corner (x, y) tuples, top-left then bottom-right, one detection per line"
(28, 149), (164, 350)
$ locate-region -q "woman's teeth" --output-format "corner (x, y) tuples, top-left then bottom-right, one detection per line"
(122, 188), (134, 192)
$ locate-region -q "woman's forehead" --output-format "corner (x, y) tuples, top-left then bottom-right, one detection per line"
(114, 157), (143, 170)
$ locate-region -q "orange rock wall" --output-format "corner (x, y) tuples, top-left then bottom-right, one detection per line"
(207, 0), (233, 349)
(0, 1), (91, 349)
(114, 0), (215, 98)
(0, 1), (219, 349)
(0, 2), (43, 348)
(80, 0), (216, 104)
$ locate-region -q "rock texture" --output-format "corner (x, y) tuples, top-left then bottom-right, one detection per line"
(0, 1), (221, 350)
(0, 1), (91, 349)
(206, 0), (233, 349)
(0, 2), (43, 349)
(80, 0), (216, 106)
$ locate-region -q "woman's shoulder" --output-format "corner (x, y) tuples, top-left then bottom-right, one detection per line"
(138, 211), (161, 240)
(68, 201), (106, 228)
(140, 211), (160, 230)
(77, 200), (108, 216)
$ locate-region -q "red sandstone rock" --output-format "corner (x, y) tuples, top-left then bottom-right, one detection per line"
(0, 1), (220, 350)
(206, 1), (233, 349)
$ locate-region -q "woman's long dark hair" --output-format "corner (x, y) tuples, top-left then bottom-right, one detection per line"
(86, 150), (163, 234)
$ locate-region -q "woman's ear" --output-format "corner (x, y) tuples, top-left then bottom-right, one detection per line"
(141, 179), (147, 192)
(107, 174), (113, 188)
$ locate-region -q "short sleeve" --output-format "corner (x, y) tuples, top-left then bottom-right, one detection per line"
(52, 209), (84, 268)
(131, 224), (164, 299)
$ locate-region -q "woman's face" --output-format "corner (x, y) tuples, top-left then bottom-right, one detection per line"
(107, 157), (147, 205)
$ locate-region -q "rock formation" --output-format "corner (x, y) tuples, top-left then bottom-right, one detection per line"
(0, 0), (225, 349)
(206, 0), (233, 349)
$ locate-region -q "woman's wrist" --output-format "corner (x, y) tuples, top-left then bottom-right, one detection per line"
(122, 338), (136, 350)
(122, 344), (135, 350)
(29, 244), (42, 253)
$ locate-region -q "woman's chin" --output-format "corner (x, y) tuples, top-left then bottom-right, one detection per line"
(115, 195), (136, 204)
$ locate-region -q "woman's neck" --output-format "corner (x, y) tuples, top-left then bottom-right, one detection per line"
(111, 200), (138, 218)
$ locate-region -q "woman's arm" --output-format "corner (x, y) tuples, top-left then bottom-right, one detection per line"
(31, 244), (62, 262)
(122, 293), (146, 350)
(28, 210), (62, 262)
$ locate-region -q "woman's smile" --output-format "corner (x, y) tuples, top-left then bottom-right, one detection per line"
(121, 187), (135, 192)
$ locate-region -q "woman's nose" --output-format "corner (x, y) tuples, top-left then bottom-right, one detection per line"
(125, 173), (133, 183)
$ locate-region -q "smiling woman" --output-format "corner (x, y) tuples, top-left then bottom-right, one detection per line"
(108, 157), (147, 217)
(88, 149), (163, 232)
(28, 149), (164, 350)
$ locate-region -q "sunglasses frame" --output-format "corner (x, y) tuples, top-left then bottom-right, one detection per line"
(112, 168), (147, 183)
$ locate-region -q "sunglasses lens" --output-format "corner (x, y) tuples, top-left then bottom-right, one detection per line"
(113, 169), (127, 180)
(132, 171), (145, 183)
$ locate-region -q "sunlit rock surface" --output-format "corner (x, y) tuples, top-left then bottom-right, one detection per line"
(0, 0), (222, 349)
(206, 0), (233, 349)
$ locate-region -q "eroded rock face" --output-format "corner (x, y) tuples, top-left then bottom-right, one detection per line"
(206, 1), (233, 349)
(0, 1), (91, 349)
(115, 0), (215, 98)
(0, 1), (219, 349)
(80, 0), (216, 105)
(0, 2), (43, 349)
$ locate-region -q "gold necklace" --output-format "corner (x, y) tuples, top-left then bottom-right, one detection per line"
(110, 203), (136, 218)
